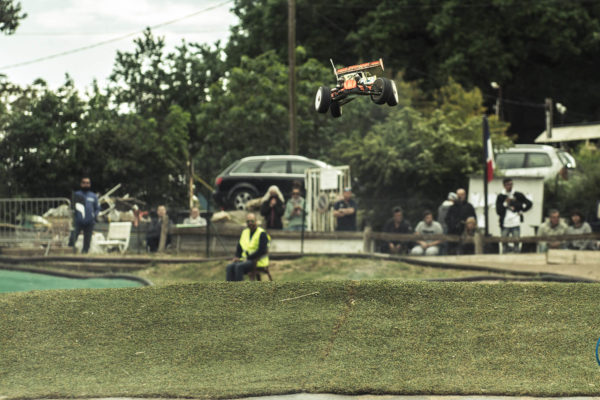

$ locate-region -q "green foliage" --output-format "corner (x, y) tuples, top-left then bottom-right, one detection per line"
(332, 78), (511, 226)
(0, 0), (26, 34)
(544, 144), (600, 219)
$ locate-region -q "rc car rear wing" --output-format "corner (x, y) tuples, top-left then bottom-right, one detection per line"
(335, 59), (384, 76)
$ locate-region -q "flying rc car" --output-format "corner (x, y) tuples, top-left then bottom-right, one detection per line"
(315, 58), (398, 118)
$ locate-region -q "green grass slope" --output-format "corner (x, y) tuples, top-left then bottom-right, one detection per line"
(1, 281), (600, 399)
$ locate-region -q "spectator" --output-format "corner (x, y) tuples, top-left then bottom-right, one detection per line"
(226, 213), (270, 281)
(495, 178), (533, 253)
(537, 209), (568, 253)
(458, 216), (478, 255)
(411, 210), (443, 256)
(567, 210), (593, 250)
(437, 192), (457, 233)
(68, 176), (100, 254)
(260, 185), (285, 230)
(445, 188), (476, 254)
(183, 206), (207, 226)
(284, 182), (307, 231)
(146, 205), (172, 252)
(382, 206), (412, 254)
(333, 187), (357, 231)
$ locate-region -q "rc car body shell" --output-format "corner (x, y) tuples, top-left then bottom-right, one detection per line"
(330, 59), (384, 106)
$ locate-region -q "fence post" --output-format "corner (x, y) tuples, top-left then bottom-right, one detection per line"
(363, 226), (373, 253)
(474, 231), (484, 254)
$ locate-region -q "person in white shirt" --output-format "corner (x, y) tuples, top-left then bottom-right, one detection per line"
(183, 207), (207, 226)
(495, 178), (533, 253)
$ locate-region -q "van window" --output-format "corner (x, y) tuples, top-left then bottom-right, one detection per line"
(259, 160), (287, 173)
(290, 160), (317, 174)
(495, 153), (525, 169)
(231, 160), (262, 173)
(526, 153), (552, 168)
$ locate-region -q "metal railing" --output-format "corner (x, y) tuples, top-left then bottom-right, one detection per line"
(0, 198), (72, 253)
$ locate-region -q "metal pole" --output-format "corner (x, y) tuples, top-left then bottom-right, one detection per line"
(288, 0), (297, 155)
(483, 116), (489, 238)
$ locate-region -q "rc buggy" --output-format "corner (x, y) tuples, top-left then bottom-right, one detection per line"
(315, 58), (399, 118)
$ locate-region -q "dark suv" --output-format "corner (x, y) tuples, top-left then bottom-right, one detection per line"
(213, 155), (331, 210)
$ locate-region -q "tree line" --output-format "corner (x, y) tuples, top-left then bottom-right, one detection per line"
(1, 0), (599, 225)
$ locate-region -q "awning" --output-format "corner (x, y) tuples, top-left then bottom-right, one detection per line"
(535, 123), (600, 143)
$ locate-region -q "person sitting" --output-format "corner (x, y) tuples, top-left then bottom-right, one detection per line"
(146, 205), (172, 252)
(260, 185), (285, 230)
(284, 181), (307, 231)
(183, 206), (207, 226)
(410, 210), (443, 256)
(458, 216), (477, 255)
(567, 210), (593, 250)
(382, 206), (412, 254)
(537, 209), (568, 253)
(226, 213), (270, 281)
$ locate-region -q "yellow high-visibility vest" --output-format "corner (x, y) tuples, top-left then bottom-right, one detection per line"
(239, 227), (270, 267)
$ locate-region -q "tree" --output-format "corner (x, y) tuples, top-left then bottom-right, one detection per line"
(331, 78), (511, 226)
(0, 0), (26, 34)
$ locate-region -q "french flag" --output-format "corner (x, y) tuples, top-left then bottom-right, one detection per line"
(483, 116), (494, 182)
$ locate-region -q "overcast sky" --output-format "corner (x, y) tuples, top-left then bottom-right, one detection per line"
(0, 0), (238, 92)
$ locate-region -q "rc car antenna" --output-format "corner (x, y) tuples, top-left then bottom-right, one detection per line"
(330, 59), (338, 81)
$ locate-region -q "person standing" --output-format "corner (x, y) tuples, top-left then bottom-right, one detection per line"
(495, 178), (533, 253)
(226, 213), (270, 281)
(437, 192), (457, 233)
(260, 185), (285, 230)
(68, 176), (100, 254)
(382, 206), (412, 254)
(333, 187), (357, 231)
(284, 182), (307, 231)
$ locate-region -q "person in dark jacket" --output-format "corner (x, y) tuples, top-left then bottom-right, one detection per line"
(445, 188), (476, 254)
(146, 205), (172, 252)
(496, 178), (533, 253)
(68, 176), (100, 254)
(381, 206), (412, 254)
(260, 185), (285, 229)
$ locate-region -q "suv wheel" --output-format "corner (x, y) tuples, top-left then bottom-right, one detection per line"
(232, 189), (256, 210)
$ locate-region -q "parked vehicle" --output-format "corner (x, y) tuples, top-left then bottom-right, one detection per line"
(213, 155), (332, 210)
(495, 144), (576, 180)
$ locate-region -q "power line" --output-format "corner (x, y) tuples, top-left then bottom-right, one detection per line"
(0, 0), (233, 71)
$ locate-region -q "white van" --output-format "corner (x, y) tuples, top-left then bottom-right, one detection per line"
(495, 144), (576, 180)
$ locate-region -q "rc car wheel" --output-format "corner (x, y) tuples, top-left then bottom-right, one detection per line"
(231, 189), (256, 210)
(315, 86), (331, 113)
(387, 79), (399, 106)
(371, 78), (392, 105)
(330, 101), (342, 118)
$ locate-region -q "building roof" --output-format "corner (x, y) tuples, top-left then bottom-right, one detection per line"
(535, 123), (600, 143)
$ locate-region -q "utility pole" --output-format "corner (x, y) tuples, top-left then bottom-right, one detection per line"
(545, 97), (553, 139)
(288, 0), (297, 155)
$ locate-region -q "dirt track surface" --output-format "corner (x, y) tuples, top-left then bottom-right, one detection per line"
(37, 396), (600, 400)
(412, 250), (599, 281)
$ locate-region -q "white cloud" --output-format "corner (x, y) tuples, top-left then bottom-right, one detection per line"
(0, 0), (237, 90)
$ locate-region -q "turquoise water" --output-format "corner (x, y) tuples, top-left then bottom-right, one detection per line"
(0, 269), (144, 293)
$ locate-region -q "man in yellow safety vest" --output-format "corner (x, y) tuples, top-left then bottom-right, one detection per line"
(226, 213), (270, 281)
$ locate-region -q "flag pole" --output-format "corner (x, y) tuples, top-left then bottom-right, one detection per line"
(483, 116), (490, 237)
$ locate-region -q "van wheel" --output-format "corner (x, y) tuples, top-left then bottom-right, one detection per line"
(232, 189), (255, 210)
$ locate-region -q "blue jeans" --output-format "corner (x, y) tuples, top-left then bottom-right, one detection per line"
(226, 260), (256, 281)
(501, 226), (521, 253)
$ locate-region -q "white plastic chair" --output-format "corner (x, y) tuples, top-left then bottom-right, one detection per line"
(96, 222), (132, 254)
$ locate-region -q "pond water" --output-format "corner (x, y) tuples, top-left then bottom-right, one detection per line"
(0, 269), (145, 293)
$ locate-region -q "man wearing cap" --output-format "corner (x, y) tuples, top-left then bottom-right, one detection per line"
(226, 213), (270, 281)
(333, 187), (357, 231)
(437, 192), (457, 233)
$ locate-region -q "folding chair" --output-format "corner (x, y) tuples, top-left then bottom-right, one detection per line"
(96, 222), (132, 254)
